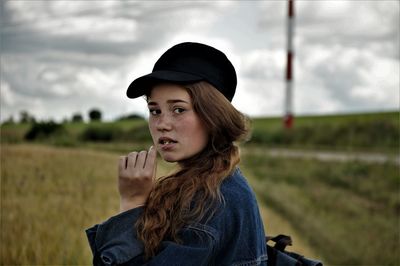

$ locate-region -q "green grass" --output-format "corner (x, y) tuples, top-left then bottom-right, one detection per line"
(2, 111), (398, 153)
(1, 119), (148, 144)
(250, 111), (399, 152)
(65, 119), (147, 135)
(252, 111), (399, 129)
(0, 123), (31, 143)
(240, 150), (400, 265)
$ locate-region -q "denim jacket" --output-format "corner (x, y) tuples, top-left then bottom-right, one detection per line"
(86, 168), (268, 266)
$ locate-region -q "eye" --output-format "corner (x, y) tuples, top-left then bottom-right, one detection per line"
(173, 107), (185, 114)
(149, 109), (160, 116)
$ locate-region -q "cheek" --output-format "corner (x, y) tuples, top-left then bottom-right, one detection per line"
(148, 122), (157, 139)
(186, 120), (209, 146)
(197, 129), (209, 147)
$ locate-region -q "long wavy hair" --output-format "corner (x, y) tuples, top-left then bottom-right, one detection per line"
(137, 81), (250, 258)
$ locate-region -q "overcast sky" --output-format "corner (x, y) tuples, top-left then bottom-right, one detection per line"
(1, 0), (399, 122)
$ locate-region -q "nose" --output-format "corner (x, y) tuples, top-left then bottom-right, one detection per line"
(156, 113), (173, 132)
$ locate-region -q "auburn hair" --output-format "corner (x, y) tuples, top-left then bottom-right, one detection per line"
(137, 81), (250, 258)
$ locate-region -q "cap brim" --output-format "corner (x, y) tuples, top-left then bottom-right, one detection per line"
(127, 70), (203, 99)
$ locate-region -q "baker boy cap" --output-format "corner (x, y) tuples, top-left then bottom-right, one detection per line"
(126, 42), (237, 101)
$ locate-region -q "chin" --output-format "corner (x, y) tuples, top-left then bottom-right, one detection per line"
(163, 157), (178, 163)
(160, 154), (180, 163)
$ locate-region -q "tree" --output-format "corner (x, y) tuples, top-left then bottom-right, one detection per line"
(24, 121), (65, 140)
(19, 110), (35, 124)
(117, 113), (144, 121)
(72, 113), (83, 123)
(2, 115), (15, 125)
(88, 108), (102, 122)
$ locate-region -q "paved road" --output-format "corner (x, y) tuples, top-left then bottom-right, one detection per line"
(244, 147), (400, 165)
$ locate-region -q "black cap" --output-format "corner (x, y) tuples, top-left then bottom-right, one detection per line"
(126, 42), (237, 101)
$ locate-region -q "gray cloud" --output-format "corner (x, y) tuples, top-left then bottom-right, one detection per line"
(0, 0), (398, 122)
(296, 1), (399, 57)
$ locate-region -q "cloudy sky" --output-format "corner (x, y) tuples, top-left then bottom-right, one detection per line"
(1, 0), (399, 122)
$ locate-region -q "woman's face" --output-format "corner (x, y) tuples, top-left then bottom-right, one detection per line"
(147, 83), (209, 163)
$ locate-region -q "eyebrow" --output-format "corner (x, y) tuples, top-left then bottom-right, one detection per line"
(147, 99), (190, 106)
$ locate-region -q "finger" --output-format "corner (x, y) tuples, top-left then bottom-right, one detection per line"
(127, 152), (138, 169)
(118, 156), (127, 173)
(135, 150), (148, 169)
(144, 146), (157, 173)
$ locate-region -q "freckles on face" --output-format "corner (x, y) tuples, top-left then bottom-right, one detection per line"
(147, 84), (209, 162)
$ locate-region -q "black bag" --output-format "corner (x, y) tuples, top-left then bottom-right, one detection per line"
(266, 235), (323, 266)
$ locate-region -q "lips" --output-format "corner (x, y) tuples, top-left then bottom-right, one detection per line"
(158, 137), (178, 145)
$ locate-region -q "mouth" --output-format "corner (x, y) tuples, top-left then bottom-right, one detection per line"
(158, 137), (178, 145)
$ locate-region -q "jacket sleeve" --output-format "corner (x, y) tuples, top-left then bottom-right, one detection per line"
(86, 208), (218, 266)
(86, 207), (145, 265)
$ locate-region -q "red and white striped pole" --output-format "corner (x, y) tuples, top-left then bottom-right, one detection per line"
(284, 0), (295, 129)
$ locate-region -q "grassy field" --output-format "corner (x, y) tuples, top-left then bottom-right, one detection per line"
(241, 152), (399, 265)
(1, 111), (399, 265)
(1, 144), (315, 265)
(1, 144), (119, 265)
(1, 111), (398, 152)
(1, 143), (398, 265)
(250, 111), (399, 152)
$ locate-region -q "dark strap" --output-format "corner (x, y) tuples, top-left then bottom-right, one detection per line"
(266, 234), (293, 251)
(266, 244), (277, 266)
(265, 235), (323, 266)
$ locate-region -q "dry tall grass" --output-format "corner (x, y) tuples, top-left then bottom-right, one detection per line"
(1, 144), (315, 265)
(1, 144), (120, 265)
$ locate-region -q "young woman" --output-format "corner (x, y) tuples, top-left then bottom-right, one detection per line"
(86, 42), (268, 266)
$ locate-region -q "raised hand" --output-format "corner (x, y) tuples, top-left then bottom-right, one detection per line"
(118, 146), (157, 212)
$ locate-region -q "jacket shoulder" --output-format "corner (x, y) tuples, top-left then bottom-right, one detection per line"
(220, 168), (258, 207)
